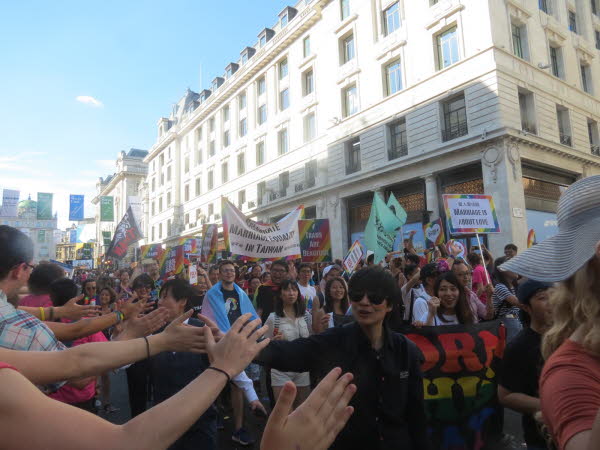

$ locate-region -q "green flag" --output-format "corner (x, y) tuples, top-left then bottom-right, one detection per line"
(102, 231), (112, 246)
(364, 193), (403, 264)
(100, 196), (114, 222)
(37, 193), (53, 220)
(387, 193), (407, 227)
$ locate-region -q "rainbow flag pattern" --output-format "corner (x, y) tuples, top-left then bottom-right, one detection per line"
(140, 244), (164, 261)
(298, 219), (332, 262)
(527, 229), (536, 248)
(159, 246), (185, 278)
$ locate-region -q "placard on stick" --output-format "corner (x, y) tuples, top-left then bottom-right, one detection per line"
(443, 194), (501, 235)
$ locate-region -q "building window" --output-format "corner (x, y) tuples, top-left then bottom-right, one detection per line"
(237, 152), (245, 175)
(223, 130), (230, 147)
(258, 104), (267, 125)
(569, 10), (578, 34)
(343, 84), (358, 117)
(305, 160), (317, 188)
(238, 190), (246, 208)
(596, 30), (600, 50)
(385, 59), (403, 96)
(196, 147), (203, 165)
(209, 140), (216, 157)
(159, 154), (164, 166)
(208, 170), (214, 190)
(303, 69), (314, 96)
(550, 45), (564, 79)
(256, 142), (265, 166)
(159, 197), (163, 212)
(167, 220), (171, 236)
(588, 119), (600, 155)
(519, 89), (537, 134)
(221, 162), (229, 183)
(512, 22), (529, 60)
(581, 63), (592, 94)
(281, 12), (288, 27)
(279, 58), (288, 79)
(388, 119), (408, 159)
(152, 201), (156, 215)
(303, 36), (311, 58)
(383, 2), (400, 35)
(195, 177), (201, 196)
(223, 105), (230, 122)
(539, 0), (549, 14)
(437, 26), (459, 69)
(167, 166), (172, 181)
(257, 182), (266, 206)
(257, 77), (266, 96)
(260, 35), (267, 47)
(159, 223), (162, 239)
(280, 88), (290, 110)
(152, 178), (156, 191)
(442, 94), (468, 141)
(208, 203), (214, 216)
(239, 118), (247, 137)
(151, 226), (155, 241)
(184, 185), (190, 202)
(209, 117), (215, 132)
(184, 157), (189, 174)
(278, 128), (289, 155)
(557, 105), (572, 146)
(341, 34), (355, 64)
(304, 113), (316, 142)
(341, 0), (350, 20)
(593, 0), (599, 16)
(167, 191), (172, 207)
(239, 92), (247, 110)
(160, 172), (164, 186)
(279, 172), (289, 196)
(345, 137), (361, 174)
(185, 213), (190, 225)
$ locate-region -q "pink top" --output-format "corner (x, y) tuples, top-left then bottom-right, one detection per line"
(471, 265), (489, 304)
(19, 294), (53, 308)
(48, 329), (107, 404)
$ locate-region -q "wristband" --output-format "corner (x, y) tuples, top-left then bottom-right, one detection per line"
(142, 336), (150, 359)
(39, 307), (46, 321)
(207, 366), (231, 383)
(115, 311), (125, 323)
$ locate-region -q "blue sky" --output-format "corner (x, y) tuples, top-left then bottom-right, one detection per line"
(0, 0), (290, 228)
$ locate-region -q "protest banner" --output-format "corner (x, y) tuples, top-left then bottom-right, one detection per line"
(102, 231), (112, 246)
(0, 189), (19, 217)
(364, 193), (403, 264)
(423, 218), (446, 249)
(443, 194), (501, 235)
(100, 196), (114, 222)
(222, 197), (303, 261)
(73, 259), (94, 269)
(402, 321), (506, 449)
(527, 229), (536, 248)
(201, 224), (219, 263)
(36, 193), (53, 220)
(189, 264), (198, 285)
(140, 244), (164, 260)
(69, 195), (84, 221)
(159, 246), (185, 278)
(298, 219), (332, 263)
(105, 206), (142, 260)
(342, 240), (363, 274)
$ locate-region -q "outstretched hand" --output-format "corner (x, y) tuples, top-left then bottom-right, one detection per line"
(57, 294), (100, 320)
(160, 310), (212, 353)
(261, 367), (356, 450)
(117, 308), (169, 341)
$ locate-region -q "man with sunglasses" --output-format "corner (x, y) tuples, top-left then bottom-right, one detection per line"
(255, 265), (430, 450)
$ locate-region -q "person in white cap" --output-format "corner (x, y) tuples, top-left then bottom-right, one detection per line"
(499, 175), (600, 450)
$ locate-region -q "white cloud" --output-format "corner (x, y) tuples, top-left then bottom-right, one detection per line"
(75, 95), (103, 107)
(94, 159), (115, 170)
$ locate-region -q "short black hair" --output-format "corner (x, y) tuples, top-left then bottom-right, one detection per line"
(0, 225), (34, 281)
(160, 279), (195, 311)
(218, 260), (236, 272)
(366, 254), (374, 264)
(131, 273), (154, 290)
(405, 253), (421, 266)
(504, 244), (518, 252)
(467, 252), (482, 267)
(271, 260), (288, 271)
(348, 266), (398, 308)
(274, 279), (305, 318)
(27, 262), (65, 295)
(403, 264), (418, 279)
(49, 278), (79, 307)
(420, 263), (439, 282)
(81, 279), (97, 292)
(298, 263), (312, 272)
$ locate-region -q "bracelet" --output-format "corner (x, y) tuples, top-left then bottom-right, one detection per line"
(39, 307), (46, 321)
(206, 366), (231, 384)
(142, 336), (150, 359)
(49, 307), (54, 321)
(115, 311), (125, 323)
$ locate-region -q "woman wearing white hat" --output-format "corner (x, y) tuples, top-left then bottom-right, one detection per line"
(500, 175), (600, 450)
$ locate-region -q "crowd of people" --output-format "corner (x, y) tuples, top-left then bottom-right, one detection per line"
(1, 174), (599, 449)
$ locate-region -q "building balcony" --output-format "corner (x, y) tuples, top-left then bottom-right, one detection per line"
(388, 144), (408, 160)
(592, 145), (600, 156)
(442, 122), (468, 142)
(559, 133), (572, 146)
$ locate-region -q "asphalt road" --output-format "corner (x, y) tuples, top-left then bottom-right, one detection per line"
(102, 370), (526, 449)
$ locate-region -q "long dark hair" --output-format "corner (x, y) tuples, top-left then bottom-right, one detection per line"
(160, 279), (195, 312)
(324, 277), (349, 314)
(434, 272), (474, 325)
(274, 279), (305, 318)
(493, 256), (513, 289)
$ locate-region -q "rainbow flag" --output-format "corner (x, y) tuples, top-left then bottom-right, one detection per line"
(527, 229), (536, 248)
(140, 244), (164, 261)
(298, 219), (332, 262)
(159, 246), (185, 278)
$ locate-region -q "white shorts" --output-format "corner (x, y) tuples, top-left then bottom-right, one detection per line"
(271, 369), (310, 387)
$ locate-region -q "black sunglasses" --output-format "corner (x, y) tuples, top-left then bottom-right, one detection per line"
(348, 290), (386, 305)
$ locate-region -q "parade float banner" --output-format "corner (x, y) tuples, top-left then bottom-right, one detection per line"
(100, 196), (114, 222)
(387, 193), (408, 227)
(443, 194), (501, 235)
(298, 219), (332, 263)
(222, 198), (303, 261)
(0, 189), (19, 217)
(69, 195), (84, 221)
(201, 224), (219, 263)
(364, 193), (403, 264)
(105, 206), (142, 260)
(423, 218), (446, 249)
(403, 320), (506, 449)
(527, 229), (536, 248)
(140, 244), (164, 260)
(102, 231), (112, 246)
(342, 240), (363, 274)
(159, 245), (185, 278)
(36, 193), (53, 220)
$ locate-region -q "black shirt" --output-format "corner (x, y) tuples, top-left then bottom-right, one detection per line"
(256, 322), (431, 450)
(500, 327), (546, 448)
(221, 286), (241, 325)
(255, 283), (279, 324)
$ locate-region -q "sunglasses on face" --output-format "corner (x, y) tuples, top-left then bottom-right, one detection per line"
(348, 290), (386, 305)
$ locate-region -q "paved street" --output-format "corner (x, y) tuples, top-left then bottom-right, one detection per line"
(102, 371), (526, 449)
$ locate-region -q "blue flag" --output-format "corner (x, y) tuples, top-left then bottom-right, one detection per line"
(69, 195), (84, 221)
